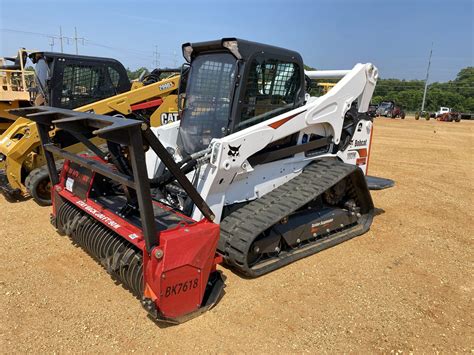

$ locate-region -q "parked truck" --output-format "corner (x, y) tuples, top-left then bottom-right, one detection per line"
(376, 101), (405, 119)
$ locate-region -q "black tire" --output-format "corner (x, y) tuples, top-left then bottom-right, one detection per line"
(25, 167), (53, 206)
(401, 112), (406, 119)
(415, 112), (420, 120)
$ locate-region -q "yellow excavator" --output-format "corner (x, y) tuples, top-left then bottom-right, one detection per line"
(0, 49), (35, 132)
(0, 51), (180, 205)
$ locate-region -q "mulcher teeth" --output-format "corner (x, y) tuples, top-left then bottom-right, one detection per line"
(56, 202), (144, 297)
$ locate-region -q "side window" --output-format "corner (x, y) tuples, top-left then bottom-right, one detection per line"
(108, 67), (120, 87)
(61, 65), (99, 108)
(60, 65), (118, 109)
(237, 57), (300, 130)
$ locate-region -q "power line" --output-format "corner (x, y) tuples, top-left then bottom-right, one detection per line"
(1, 27), (154, 57)
(0, 28), (55, 37)
(83, 39), (154, 60)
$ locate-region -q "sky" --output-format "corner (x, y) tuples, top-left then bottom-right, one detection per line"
(0, 0), (472, 83)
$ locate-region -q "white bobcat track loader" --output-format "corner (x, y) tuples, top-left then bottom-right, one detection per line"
(144, 38), (392, 276)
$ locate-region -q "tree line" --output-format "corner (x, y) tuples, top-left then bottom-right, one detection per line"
(127, 65), (474, 113)
(372, 67), (473, 113)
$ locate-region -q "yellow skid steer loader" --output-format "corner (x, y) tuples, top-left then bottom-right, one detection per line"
(0, 51), (180, 205)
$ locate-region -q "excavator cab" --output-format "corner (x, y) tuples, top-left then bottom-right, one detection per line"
(177, 38), (305, 155)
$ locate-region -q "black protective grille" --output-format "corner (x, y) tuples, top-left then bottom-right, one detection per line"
(60, 64), (117, 109)
(178, 53), (237, 154)
(108, 67), (120, 87)
(189, 59), (234, 121)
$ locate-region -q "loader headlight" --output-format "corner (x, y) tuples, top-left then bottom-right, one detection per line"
(210, 142), (221, 166)
(222, 39), (242, 60)
(182, 44), (193, 63)
(0, 153), (5, 162)
(366, 121), (373, 133)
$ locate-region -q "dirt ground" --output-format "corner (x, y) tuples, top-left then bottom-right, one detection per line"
(0, 117), (472, 352)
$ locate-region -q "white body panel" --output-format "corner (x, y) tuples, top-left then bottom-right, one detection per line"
(336, 120), (373, 172)
(145, 121), (180, 178)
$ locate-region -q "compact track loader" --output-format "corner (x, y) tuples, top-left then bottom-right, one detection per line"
(0, 51), (180, 205)
(12, 38), (391, 323)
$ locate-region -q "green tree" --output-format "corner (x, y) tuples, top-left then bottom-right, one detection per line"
(126, 67), (150, 81)
(465, 97), (474, 112)
(426, 89), (466, 111)
(455, 67), (474, 82)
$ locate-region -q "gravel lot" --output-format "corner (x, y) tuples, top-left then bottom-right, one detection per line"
(1, 117), (472, 352)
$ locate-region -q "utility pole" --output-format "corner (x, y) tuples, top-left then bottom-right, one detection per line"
(173, 50), (178, 67)
(59, 26), (64, 53)
(73, 27), (85, 54)
(421, 42), (433, 113)
(153, 45), (160, 68)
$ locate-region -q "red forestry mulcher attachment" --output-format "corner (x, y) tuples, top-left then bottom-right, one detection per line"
(14, 106), (224, 323)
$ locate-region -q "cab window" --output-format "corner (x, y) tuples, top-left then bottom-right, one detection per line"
(237, 57), (300, 130)
(60, 64), (118, 109)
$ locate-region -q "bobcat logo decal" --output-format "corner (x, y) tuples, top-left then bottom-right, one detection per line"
(228, 144), (241, 157)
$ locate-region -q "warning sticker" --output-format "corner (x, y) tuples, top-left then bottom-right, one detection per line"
(65, 177), (74, 192)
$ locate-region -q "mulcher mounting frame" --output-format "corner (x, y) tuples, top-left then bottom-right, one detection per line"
(13, 106), (224, 323)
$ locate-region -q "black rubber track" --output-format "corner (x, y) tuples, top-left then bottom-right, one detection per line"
(219, 158), (374, 277)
